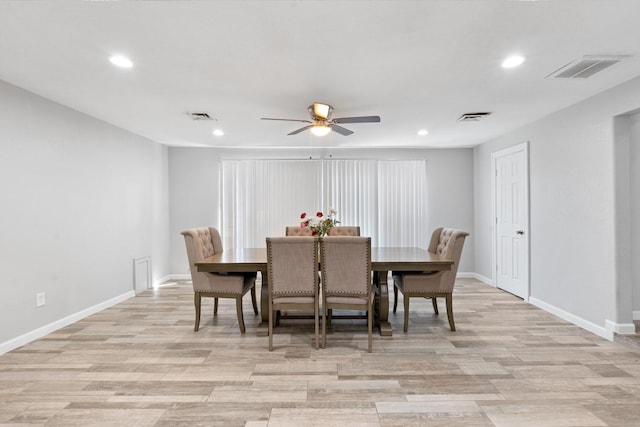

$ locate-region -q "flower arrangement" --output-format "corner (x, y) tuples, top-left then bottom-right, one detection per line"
(300, 208), (340, 236)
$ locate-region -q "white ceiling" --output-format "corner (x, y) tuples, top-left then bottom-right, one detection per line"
(1, 1), (640, 149)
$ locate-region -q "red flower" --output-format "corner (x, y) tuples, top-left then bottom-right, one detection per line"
(316, 211), (323, 217)
(300, 212), (307, 219)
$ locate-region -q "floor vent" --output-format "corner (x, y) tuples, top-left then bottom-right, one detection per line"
(546, 55), (628, 79)
(458, 112), (492, 122)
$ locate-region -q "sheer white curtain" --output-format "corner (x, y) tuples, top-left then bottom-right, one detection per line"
(221, 158), (427, 248)
(376, 160), (428, 247)
(221, 159), (322, 248)
(323, 159), (378, 241)
(324, 159), (427, 247)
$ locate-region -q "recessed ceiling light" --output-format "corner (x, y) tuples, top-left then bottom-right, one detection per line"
(417, 129), (429, 136)
(213, 129), (224, 137)
(502, 55), (525, 68)
(109, 55), (133, 68)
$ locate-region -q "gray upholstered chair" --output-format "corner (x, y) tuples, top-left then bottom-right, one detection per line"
(392, 227), (469, 332)
(285, 226), (314, 236)
(181, 227), (258, 333)
(266, 236), (320, 351)
(320, 236), (373, 353)
(327, 226), (361, 236)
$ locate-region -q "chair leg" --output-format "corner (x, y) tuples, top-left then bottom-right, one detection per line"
(214, 297), (218, 315)
(250, 286), (258, 315)
(194, 293), (202, 332)
(314, 301), (319, 350)
(403, 295), (410, 333)
(432, 297), (439, 315)
(236, 297), (246, 333)
(367, 304), (373, 353)
(445, 293), (456, 331)
(322, 304), (327, 348)
(268, 302), (273, 351)
(393, 285), (398, 314)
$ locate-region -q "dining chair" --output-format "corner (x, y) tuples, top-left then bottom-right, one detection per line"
(327, 226), (361, 236)
(392, 227), (469, 332)
(285, 226), (314, 236)
(266, 236), (320, 351)
(320, 236), (373, 353)
(181, 227), (258, 333)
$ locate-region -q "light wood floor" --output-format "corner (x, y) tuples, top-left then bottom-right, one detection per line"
(1, 278), (640, 426)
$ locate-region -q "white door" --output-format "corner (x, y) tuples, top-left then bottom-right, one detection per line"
(493, 143), (529, 299)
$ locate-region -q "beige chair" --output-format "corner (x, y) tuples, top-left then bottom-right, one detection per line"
(327, 226), (361, 236)
(266, 236), (320, 351)
(285, 226), (314, 236)
(392, 227), (469, 332)
(320, 236), (373, 353)
(181, 227), (258, 333)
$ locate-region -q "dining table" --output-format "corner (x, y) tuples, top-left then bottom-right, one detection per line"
(195, 246), (452, 336)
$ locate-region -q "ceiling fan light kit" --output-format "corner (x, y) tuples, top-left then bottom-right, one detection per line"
(310, 124), (332, 137)
(311, 102), (332, 120)
(261, 102), (381, 137)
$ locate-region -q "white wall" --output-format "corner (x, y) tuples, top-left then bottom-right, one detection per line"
(474, 75), (640, 339)
(630, 112), (640, 318)
(0, 80), (170, 349)
(169, 146), (475, 276)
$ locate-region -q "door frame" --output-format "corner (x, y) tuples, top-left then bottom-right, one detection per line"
(491, 141), (530, 301)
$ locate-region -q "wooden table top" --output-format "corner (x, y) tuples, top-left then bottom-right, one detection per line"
(195, 247), (452, 273)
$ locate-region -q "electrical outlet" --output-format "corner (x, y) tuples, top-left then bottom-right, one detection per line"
(36, 292), (46, 307)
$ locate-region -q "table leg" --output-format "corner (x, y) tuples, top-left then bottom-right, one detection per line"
(373, 270), (393, 336)
(259, 269), (268, 324)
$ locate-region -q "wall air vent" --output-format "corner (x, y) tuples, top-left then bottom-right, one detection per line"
(186, 112), (217, 121)
(546, 55), (629, 79)
(458, 112), (492, 122)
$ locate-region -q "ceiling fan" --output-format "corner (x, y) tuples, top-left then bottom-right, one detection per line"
(261, 102), (381, 136)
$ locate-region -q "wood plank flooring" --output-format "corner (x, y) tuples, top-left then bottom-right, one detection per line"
(1, 278), (639, 426)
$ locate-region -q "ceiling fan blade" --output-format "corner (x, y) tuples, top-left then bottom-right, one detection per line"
(288, 125), (312, 135)
(332, 115), (381, 124)
(261, 117), (312, 123)
(331, 124), (354, 136)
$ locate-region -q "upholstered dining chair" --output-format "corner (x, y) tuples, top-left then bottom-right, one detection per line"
(392, 227), (469, 332)
(327, 226), (361, 236)
(320, 236), (373, 353)
(266, 236), (320, 351)
(181, 227), (258, 333)
(285, 226), (314, 236)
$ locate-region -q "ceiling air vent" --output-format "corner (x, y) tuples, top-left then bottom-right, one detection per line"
(458, 112), (492, 122)
(186, 112), (217, 121)
(546, 55), (628, 79)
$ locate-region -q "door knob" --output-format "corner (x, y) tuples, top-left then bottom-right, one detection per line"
(516, 230), (525, 235)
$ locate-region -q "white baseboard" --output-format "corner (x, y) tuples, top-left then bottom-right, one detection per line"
(475, 273), (494, 286)
(457, 272), (494, 286)
(0, 290), (135, 355)
(606, 320), (637, 335)
(154, 274), (174, 286)
(529, 296), (622, 341)
(166, 274), (191, 281)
